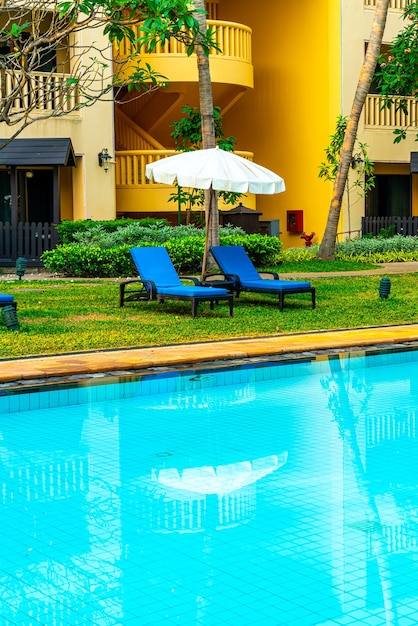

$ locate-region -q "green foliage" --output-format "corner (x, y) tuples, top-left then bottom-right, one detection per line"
(136, 0), (220, 56)
(377, 225), (397, 239)
(55, 218), (168, 244)
(319, 115), (375, 194)
(374, 3), (418, 142)
(277, 258), (378, 273)
(41, 232), (282, 276)
(168, 105), (242, 211)
(170, 105), (237, 152)
(66, 222), (244, 248)
(220, 234), (282, 266)
(3, 274), (418, 359)
(42, 244), (135, 277)
(337, 234), (418, 258)
(165, 237), (205, 272)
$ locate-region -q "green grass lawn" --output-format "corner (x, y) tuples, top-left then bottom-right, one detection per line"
(277, 259), (379, 273)
(1, 270), (417, 358)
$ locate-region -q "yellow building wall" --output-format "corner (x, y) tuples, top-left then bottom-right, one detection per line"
(0, 25), (116, 224)
(216, 0), (341, 249)
(341, 3), (418, 231)
(117, 1), (418, 242)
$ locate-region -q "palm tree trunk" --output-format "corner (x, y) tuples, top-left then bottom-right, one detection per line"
(193, 0), (220, 279)
(318, 0), (390, 260)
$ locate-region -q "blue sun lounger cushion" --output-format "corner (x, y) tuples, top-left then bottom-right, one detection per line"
(0, 294), (16, 309)
(210, 245), (315, 312)
(119, 247), (234, 318)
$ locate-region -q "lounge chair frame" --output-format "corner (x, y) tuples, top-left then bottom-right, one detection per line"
(119, 277), (233, 318)
(120, 248), (234, 318)
(210, 246), (316, 312)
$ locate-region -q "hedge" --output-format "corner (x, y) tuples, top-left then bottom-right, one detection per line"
(41, 234), (282, 277)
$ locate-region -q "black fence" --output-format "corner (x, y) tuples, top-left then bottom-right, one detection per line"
(362, 216), (418, 237)
(0, 221), (59, 267)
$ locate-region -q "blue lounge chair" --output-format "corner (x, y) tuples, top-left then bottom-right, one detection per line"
(210, 245), (315, 312)
(0, 294), (16, 310)
(120, 247), (234, 318)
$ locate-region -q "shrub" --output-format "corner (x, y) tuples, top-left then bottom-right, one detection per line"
(41, 232), (282, 277)
(66, 221), (246, 248)
(278, 245), (319, 263)
(219, 233), (282, 266)
(42, 244), (135, 277)
(55, 218), (169, 244)
(165, 237), (205, 272)
(337, 234), (418, 257)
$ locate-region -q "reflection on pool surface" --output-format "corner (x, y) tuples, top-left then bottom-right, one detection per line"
(1, 348), (418, 625)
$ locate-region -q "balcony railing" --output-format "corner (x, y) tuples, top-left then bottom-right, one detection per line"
(364, 0), (409, 8)
(116, 150), (254, 188)
(365, 95), (418, 128)
(6, 70), (80, 114)
(117, 20), (252, 65)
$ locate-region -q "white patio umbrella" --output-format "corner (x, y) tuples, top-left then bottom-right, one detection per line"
(145, 146), (286, 277)
(145, 146), (286, 194)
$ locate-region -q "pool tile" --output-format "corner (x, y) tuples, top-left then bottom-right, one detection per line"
(1, 350), (418, 623)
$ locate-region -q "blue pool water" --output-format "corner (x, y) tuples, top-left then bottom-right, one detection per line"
(1, 348), (418, 625)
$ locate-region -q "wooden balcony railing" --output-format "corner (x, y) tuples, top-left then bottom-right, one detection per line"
(365, 95), (418, 128)
(118, 20), (252, 65)
(364, 0), (409, 9)
(116, 150), (254, 188)
(7, 70), (80, 114)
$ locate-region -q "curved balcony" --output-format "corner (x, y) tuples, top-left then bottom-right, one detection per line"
(115, 149), (254, 188)
(115, 149), (255, 215)
(115, 20), (253, 89)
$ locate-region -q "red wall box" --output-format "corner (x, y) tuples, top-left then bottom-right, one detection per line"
(286, 210), (303, 232)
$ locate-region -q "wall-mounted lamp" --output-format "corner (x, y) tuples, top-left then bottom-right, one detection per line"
(351, 154), (364, 169)
(25, 170), (34, 179)
(98, 148), (112, 172)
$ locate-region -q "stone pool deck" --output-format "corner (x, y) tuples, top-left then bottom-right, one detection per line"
(1, 324), (418, 386)
(2, 261), (418, 386)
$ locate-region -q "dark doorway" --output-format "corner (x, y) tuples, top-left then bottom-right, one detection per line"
(17, 169), (54, 223)
(0, 170), (11, 222)
(366, 174), (411, 218)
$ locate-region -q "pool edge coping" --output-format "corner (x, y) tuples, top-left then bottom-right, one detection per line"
(2, 323), (418, 385)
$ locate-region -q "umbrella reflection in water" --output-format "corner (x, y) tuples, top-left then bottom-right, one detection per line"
(134, 452), (288, 533)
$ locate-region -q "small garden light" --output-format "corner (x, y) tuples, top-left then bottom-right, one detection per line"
(16, 256), (27, 280)
(1, 305), (19, 331)
(379, 277), (391, 299)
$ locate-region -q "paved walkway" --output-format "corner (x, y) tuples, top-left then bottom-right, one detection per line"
(4, 261), (418, 282)
(2, 262), (418, 386)
(279, 261), (418, 279)
(2, 325), (418, 386)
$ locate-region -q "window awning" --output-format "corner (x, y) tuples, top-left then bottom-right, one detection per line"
(0, 138), (76, 166)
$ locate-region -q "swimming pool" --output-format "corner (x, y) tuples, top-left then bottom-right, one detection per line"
(1, 347), (418, 625)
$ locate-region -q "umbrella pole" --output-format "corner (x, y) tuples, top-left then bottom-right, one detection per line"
(201, 188), (213, 282)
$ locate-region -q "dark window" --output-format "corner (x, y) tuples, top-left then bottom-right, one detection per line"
(367, 43), (390, 95)
(0, 33), (56, 72)
(366, 174), (411, 218)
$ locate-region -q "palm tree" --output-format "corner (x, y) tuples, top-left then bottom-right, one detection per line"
(318, 0), (390, 260)
(193, 0), (220, 278)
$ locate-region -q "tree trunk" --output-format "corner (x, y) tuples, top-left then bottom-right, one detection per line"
(317, 0), (390, 260)
(193, 0), (220, 279)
